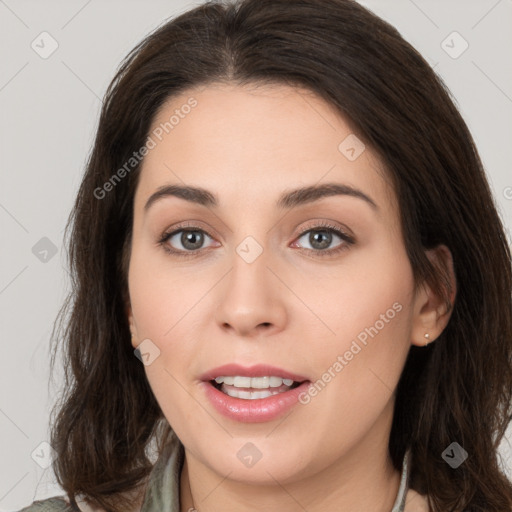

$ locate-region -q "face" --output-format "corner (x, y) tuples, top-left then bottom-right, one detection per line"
(127, 82), (434, 484)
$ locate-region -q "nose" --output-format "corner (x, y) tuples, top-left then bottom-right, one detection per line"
(214, 248), (288, 338)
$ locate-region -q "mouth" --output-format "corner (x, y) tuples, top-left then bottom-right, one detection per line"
(209, 376), (304, 400)
(199, 364), (311, 422)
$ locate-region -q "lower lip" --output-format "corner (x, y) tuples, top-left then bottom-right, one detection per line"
(201, 380), (311, 423)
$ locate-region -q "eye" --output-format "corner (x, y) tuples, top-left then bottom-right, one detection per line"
(158, 221), (354, 258)
(158, 226), (218, 256)
(292, 223), (355, 257)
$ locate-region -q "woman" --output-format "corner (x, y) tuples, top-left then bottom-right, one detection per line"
(19, 0), (512, 510)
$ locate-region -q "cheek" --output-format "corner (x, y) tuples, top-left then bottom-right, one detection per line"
(127, 245), (209, 414)
(293, 245), (415, 416)
(295, 253), (414, 436)
(127, 239), (207, 340)
(290, 243), (415, 354)
(128, 249), (208, 432)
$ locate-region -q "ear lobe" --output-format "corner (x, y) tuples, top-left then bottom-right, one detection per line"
(411, 244), (456, 347)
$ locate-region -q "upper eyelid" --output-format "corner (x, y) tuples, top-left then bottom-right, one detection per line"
(161, 221), (350, 237)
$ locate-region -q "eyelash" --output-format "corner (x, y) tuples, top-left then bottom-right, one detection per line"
(157, 220), (355, 259)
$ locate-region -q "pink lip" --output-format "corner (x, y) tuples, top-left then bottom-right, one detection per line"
(200, 380), (311, 423)
(199, 364), (311, 423)
(199, 363), (309, 382)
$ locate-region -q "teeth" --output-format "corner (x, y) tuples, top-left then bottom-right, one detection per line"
(223, 387), (284, 400)
(214, 376), (296, 388)
(234, 376), (252, 388)
(215, 376), (234, 385)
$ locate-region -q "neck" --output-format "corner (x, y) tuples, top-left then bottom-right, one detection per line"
(179, 406), (401, 512)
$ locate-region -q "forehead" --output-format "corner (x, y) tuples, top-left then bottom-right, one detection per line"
(134, 82), (395, 215)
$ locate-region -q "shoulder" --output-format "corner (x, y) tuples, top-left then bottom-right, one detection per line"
(16, 497), (75, 511)
(16, 482), (147, 512)
(16, 495), (108, 512)
(405, 488), (431, 512)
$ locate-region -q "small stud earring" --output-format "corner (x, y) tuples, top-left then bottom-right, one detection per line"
(424, 333), (430, 345)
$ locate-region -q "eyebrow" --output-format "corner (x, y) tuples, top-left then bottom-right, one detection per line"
(143, 182), (378, 213)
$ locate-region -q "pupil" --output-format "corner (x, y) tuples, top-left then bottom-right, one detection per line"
(182, 231), (203, 250)
(311, 231), (331, 250)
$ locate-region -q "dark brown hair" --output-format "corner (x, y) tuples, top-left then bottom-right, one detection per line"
(49, 0), (512, 510)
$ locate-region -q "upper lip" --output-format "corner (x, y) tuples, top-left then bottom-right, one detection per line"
(199, 364), (309, 382)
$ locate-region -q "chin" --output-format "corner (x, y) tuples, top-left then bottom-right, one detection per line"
(196, 439), (314, 484)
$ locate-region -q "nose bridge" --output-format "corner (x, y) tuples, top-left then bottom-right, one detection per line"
(214, 233), (287, 336)
(228, 234), (272, 304)
(235, 233), (266, 266)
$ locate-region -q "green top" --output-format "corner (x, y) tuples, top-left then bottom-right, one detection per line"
(18, 432), (410, 512)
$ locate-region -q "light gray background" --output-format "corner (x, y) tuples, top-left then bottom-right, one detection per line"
(1, 0), (511, 510)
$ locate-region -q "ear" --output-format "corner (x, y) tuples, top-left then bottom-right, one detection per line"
(411, 244), (456, 347)
(126, 302), (139, 349)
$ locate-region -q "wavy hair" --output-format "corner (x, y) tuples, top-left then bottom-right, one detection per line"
(49, 0), (512, 510)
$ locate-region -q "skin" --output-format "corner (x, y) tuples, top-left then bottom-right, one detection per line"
(127, 82), (455, 512)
